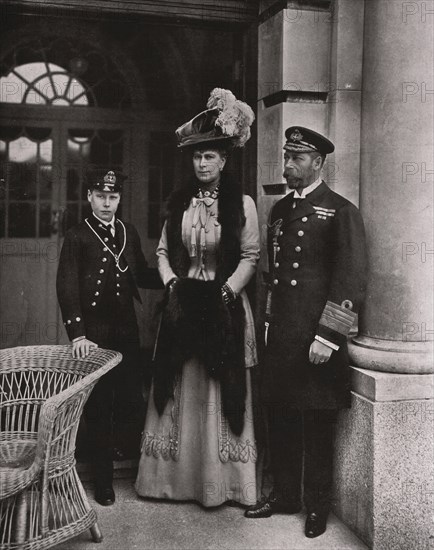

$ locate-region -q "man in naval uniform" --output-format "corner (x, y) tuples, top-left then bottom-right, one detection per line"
(56, 170), (162, 506)
(245, 128), (367, 538)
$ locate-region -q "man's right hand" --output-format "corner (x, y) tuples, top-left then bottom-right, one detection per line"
(72, 338), (98, 359)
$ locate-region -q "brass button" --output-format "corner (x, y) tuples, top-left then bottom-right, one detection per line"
(116, 274), (120, 278)
(97, 280), (101, 284)
(293, 262), (299, 269)
(91, 302), (96, 306)
(75, 317), (81, 322)
(104, 237), (109, 243)
(99, 269), (104, 274)
(280, 230), (284, 236)
(273, 279), (279, 286)
(116, 283), (120, 288)
(302, 217), (308, 222)
(102, 257), (107, 262)
(116, 292), (120, 296)
(95, 291), (99, 296)
(103, 247), (108, 252)
(295, 246), (301, 252)
(67, 320), (71, 325)
(274, 262), (280, 268)
(291, 280), (297, 286)
(298, 230), (304, 237)
(277, 246), (281, 252)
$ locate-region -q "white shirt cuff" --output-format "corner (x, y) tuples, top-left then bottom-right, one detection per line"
(315, 335), (340, 351)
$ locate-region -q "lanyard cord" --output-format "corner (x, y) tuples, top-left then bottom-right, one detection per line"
(85, 218), (129, 273)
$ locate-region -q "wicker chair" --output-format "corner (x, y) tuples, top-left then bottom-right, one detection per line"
(0, 345), (122, 550)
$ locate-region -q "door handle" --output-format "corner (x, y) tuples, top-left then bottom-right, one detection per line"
(51, 208), (64, 236)
(51, 210), (60, 235)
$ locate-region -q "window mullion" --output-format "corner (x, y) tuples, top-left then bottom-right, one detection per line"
(36, 143), (40, 238)
(5, 149), (10, 238)
(64, 75), (73, 102)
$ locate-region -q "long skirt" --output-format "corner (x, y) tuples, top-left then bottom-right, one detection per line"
(135, 359), (257, 507)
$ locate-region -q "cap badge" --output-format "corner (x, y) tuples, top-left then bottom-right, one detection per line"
(104, 171), (116, 184)
(290, 129), (303, 142)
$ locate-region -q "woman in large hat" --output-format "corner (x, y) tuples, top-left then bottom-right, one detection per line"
(135, 89), (259, 507)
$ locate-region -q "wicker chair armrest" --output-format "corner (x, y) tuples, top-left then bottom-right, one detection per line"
(42, 349), (122, 412)
(35, 349), (122, 463)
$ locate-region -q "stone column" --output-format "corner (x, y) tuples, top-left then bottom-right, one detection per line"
(333, 1), (434, 548)
(349, 0), (434, 374)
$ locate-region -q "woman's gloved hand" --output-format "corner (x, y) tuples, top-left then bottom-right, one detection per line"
(166, 277), (180, 293)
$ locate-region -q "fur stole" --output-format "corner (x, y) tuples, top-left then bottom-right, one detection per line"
(153, 174), (247, 436)
(153, 279), (246, 435)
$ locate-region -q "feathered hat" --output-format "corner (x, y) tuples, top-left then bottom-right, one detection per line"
(176, 88), (255, 149)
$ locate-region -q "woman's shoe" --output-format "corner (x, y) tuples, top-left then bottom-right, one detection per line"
(244, 497), (301, 518)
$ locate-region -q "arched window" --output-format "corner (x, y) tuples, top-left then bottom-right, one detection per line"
(1, 62), (90, 105)
(0, 36), (132, 109)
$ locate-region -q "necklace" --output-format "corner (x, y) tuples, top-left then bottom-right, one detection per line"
(197, 185), (219, 200)
(85, 218), (129, 273)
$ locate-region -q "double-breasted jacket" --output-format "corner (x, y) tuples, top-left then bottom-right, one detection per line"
(263, 181), (367, 409)
(56, 214), (162, 347)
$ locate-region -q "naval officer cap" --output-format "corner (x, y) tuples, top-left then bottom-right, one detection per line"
(284, 126), (335, 155)
(87, 170), (126, 193)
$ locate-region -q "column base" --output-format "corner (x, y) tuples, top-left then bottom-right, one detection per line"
(333, 367), (434, 550)
(349, 336), (434, 374)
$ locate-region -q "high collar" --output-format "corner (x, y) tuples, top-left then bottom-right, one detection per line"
(281, 181), (330, 223)
(292, 176), (323, 199)
(92, 211), (115, 230)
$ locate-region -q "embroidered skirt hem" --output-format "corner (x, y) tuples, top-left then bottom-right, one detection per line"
(135, 359), (257, 507)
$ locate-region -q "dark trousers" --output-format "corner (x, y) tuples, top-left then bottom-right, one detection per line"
(84, 346), (144, 487)
(268, 407), (337, 513)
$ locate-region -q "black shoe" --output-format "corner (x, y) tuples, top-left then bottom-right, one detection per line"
(95, 485), (115, 506)
(244, 497), (301, 518)
(305, 511), (328, 538)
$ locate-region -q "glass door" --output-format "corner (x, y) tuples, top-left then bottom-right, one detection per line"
(0, 121), (61, 348)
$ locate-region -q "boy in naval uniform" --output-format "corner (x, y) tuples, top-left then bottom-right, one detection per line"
(57, 170), (162, 506)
